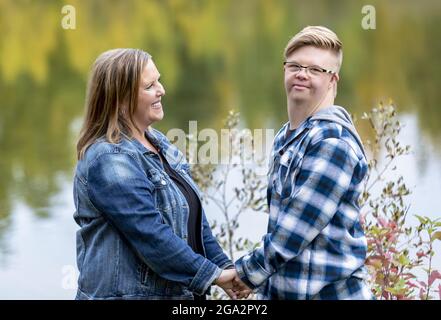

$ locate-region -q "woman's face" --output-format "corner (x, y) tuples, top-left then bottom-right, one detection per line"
(134, 59), (165, 130)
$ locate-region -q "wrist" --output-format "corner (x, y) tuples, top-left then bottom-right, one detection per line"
(212, 268), (222, 285)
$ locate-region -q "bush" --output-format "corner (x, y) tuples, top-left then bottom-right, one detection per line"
(359, 102), (441, 300)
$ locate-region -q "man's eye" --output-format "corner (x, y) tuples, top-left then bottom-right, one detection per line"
(288, 64), (301, 70)
(309, 67), (322, 73)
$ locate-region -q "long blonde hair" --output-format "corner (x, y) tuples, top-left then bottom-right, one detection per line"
(76, 48), (151, 160)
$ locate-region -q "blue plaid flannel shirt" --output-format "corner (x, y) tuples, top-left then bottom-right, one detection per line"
(236, 111), (373, 300)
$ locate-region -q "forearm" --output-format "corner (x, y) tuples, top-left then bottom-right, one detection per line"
(201, 212), (234, 268)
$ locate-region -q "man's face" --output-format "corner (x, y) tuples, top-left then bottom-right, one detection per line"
(284, 46), (339, 107)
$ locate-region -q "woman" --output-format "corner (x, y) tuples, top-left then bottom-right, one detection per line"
(73, 48), (240, 300)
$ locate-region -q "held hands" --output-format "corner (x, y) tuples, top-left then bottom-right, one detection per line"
(214, 268), (252, 300)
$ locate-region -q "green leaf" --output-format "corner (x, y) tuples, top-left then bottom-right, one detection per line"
(432, 231), (441, 241)
(398, 254), (410, 266)
(415, 215), (428, 225)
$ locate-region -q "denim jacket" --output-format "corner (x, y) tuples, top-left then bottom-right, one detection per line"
(73, 128), (233, 299)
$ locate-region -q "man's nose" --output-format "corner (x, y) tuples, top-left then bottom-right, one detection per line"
(295, 68), (308, 79)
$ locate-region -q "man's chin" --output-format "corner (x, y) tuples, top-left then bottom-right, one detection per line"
(289, 94), (309, 104)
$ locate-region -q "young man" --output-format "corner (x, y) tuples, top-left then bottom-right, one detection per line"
(234, 26), (373, 300)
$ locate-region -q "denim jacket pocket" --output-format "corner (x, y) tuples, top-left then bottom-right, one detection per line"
(147, 168), (168, 191)
(138, 262), (191, 297)
(147, 168), (176, 228)
(138, 262), (151, 285)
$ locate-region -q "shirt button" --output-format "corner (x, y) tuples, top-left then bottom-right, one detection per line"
(161, 180), (167, 185)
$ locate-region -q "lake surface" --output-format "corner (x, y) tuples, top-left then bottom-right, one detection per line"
(0, 0), (440, 299)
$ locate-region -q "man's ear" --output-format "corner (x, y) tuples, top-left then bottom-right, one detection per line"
(328, 74), (339, 88)
(329, 73), (340, 99)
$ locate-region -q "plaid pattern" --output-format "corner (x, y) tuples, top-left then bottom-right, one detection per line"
(236, 116), (373, 300)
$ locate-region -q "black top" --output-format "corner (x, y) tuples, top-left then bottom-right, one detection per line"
(158, 153), (204, 256)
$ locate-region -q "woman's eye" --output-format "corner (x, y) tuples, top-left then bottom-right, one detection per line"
(145, 84), (153, 90)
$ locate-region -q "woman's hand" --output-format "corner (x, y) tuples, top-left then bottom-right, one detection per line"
(214, 269), (252, 299)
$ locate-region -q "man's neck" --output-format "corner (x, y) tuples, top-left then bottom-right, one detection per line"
(287, 97), (334, 130)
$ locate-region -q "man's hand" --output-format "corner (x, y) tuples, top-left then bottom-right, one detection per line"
(215, 269), (252, 299)
(232, 275), (252, 299)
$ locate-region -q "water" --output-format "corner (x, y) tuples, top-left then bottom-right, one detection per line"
(0, 178), (78, 299)
(1, 0), (440, 299)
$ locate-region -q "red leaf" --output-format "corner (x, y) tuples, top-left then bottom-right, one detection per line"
(402, 272), (416, 280)
(419, 288), (425, 300)
(389, 247), (398, 254)
(385, 252), (393, 261)
(429, 270), (441, 287)
(406, 281), (418, 288)
(388, 233), (398, 242)
(378, 217), (388, 228)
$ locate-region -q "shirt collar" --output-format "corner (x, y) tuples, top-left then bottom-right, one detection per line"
(275, 117), (313, 155)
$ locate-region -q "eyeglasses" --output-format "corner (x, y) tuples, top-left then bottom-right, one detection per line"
(283, 61), (336, 76)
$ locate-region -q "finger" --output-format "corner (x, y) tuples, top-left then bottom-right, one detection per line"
(238, 289), (250, 299)
(218, 278), (235, 290)
(239, 289), (252, 299)
(233, 276), (251, 289)
(233, 282), (250, 292)
(225, 288), (237, 300)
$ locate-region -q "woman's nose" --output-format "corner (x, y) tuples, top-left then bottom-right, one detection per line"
(157, 83), (165, 96)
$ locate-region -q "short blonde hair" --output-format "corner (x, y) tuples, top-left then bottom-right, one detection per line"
(284, 26), (343, 71)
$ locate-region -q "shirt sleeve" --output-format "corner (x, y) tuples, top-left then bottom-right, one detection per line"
(235, 138), (359, 288)
(87, 152), (221, 295)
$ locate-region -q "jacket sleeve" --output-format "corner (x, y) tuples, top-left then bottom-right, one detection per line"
(87, 152), (221, 295)
(235, 138), (360, 289)
(201, 212), (234, 269)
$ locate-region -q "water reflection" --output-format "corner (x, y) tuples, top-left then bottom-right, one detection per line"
(0, 0), (440, 297)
